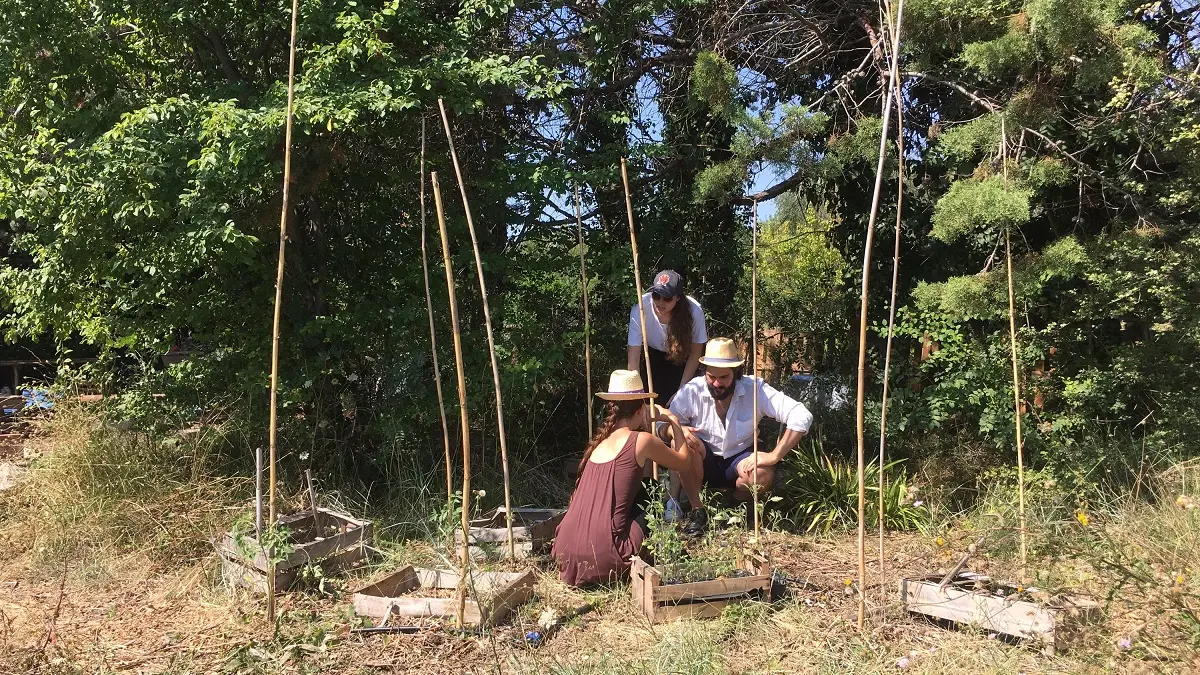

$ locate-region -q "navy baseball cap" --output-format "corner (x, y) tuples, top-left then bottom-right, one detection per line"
(650, 270), (683, 298)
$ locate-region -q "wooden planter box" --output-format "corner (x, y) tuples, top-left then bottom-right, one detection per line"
(218, 508), (372, 593)
(351, 566), (535, 627)
(901, 573), (1099, 654)
(630, 553), (773, 623)
(455, 507), (565, 560)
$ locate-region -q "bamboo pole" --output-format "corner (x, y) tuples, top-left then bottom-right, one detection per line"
(855, 0), (905, 630)
(620, 159), (658, 455)
(437, 99), (515, 559)
(878, 67), (906, 604)
(419, 118), (454, 508)
(574, 185), (594, 439)
(431, 171), (472, 628)
(751, 200), (760, 540)
(266, 0), (301, 625)
(254, 446), (263, 537)
(1001, 116), (1028, 570)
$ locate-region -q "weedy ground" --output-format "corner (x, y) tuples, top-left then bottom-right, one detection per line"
(0, 408), (1196, 674)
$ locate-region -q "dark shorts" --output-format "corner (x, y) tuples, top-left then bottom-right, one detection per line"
(701, 441), (753, 490)
(640, 347), (685, 404)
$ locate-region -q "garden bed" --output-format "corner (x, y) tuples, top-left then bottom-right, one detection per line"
(455, 506), (565, 560)
(350, 566), (535, 627)
(901, 572), (1099, 654)
(218, 507), (372, 593)
(630, 551), (773, 623)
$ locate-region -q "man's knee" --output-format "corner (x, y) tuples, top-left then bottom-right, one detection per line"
(737, 465), (775, 492)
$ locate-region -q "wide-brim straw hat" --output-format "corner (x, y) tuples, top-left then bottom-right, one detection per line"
(698, 337), (745, 368)
(596, 369), (658, 400)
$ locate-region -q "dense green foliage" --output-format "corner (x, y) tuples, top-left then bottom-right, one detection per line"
(1, 0), (1196, 508)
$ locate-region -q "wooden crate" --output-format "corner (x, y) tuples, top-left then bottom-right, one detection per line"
(351, 566), (535, 627)
(901, 573), (1099, 654)
(455, 507), (565, 560)
(630, 553), (773, 623)
(219, 507), (372, 593)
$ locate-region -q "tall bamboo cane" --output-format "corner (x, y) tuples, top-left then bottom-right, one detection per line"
(265, 0), (301, 624)
(419, 119), (454, 508)
(1001, 116), (1028, 570)
(751, 200), (760, 540)
(431, 172), (472, 628)
(620, 159), (658, 445)
(437, 99), (514, 559)
(574, 185), (594, 439)
(856, 0), (905, 630)
(878, 71), (906, 603)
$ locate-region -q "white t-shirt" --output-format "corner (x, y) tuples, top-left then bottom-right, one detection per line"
(627, 293), (708, 352)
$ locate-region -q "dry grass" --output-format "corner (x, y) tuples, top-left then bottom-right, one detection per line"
(0, 403), (245, 583)
(1, 410), (1197, 674)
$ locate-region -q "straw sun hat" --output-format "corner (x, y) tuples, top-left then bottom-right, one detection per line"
(697, 337), (745, 368)
(596, 370), (657, 401)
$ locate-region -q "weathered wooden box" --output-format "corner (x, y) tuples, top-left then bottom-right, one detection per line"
(455, 507), (565, 560)
(630, 552), (773, 623)
(219, 507), (372, 593)
(901, 572), (1099, 654)
(351, 565), (535, 627)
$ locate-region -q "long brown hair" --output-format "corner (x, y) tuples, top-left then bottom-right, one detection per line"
(577, 398), (645, 482)
(665, 295), (694, 365)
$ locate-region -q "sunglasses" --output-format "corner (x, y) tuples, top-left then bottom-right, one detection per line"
(651, 292), (676, 302)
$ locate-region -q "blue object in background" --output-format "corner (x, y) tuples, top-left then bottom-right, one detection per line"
(20, 389), (55, 410)
(524, 631), (543, 647)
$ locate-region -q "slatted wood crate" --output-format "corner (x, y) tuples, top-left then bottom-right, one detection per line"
(219, 507), (372, 593)
(630, 552), (773, 623)
(455, 507), (565, 560)
(901, 572), (1100, 655)
(351, 566), (535, 627)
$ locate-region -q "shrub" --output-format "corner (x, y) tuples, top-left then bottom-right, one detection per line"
(777, 441), (927, 533)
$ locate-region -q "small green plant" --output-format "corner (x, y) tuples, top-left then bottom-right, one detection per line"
(230, 513), (296, 566)
(642, 480), (685, 575)
(643, 483), (746, 584)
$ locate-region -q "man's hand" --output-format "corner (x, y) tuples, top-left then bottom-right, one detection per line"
(737, 452), (779, 477)
(682, 427), (705, 456)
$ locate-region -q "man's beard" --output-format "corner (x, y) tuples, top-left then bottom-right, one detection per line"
(707, 382), (735, 401)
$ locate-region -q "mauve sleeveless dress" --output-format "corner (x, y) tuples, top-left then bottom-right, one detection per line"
(552, 431), (646, 586)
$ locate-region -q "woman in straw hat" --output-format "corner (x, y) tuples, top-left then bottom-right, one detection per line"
(552, 370), (700, 586)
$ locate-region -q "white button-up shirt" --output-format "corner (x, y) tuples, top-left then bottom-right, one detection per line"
(668, 375), (813, 458)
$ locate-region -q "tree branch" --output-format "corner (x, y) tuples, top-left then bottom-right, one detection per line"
(903, 70), (1157, 224)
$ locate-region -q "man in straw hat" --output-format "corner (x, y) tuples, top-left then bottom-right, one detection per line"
(660, 337), (813, 535)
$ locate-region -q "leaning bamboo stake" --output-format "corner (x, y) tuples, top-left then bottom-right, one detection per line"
(855, 0), (905, 630)
(437, 99), (515, 559)
(1001, 116), (1028, 570)
(431, 171), (472, 628)
(265, 0), (301, 624)
(620, 159), (658, 460)
(620, 159), (655, 394)
(574, 185), (594, 438)
(878, 68), (906, 604)
(419, 119), (454, 509)
(751, 200), (761, 540)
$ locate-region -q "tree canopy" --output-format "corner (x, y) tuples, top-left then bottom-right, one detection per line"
(1, 0), (1196, 484)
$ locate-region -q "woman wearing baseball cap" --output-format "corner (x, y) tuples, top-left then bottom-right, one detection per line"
(626, 269), (708, 404)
